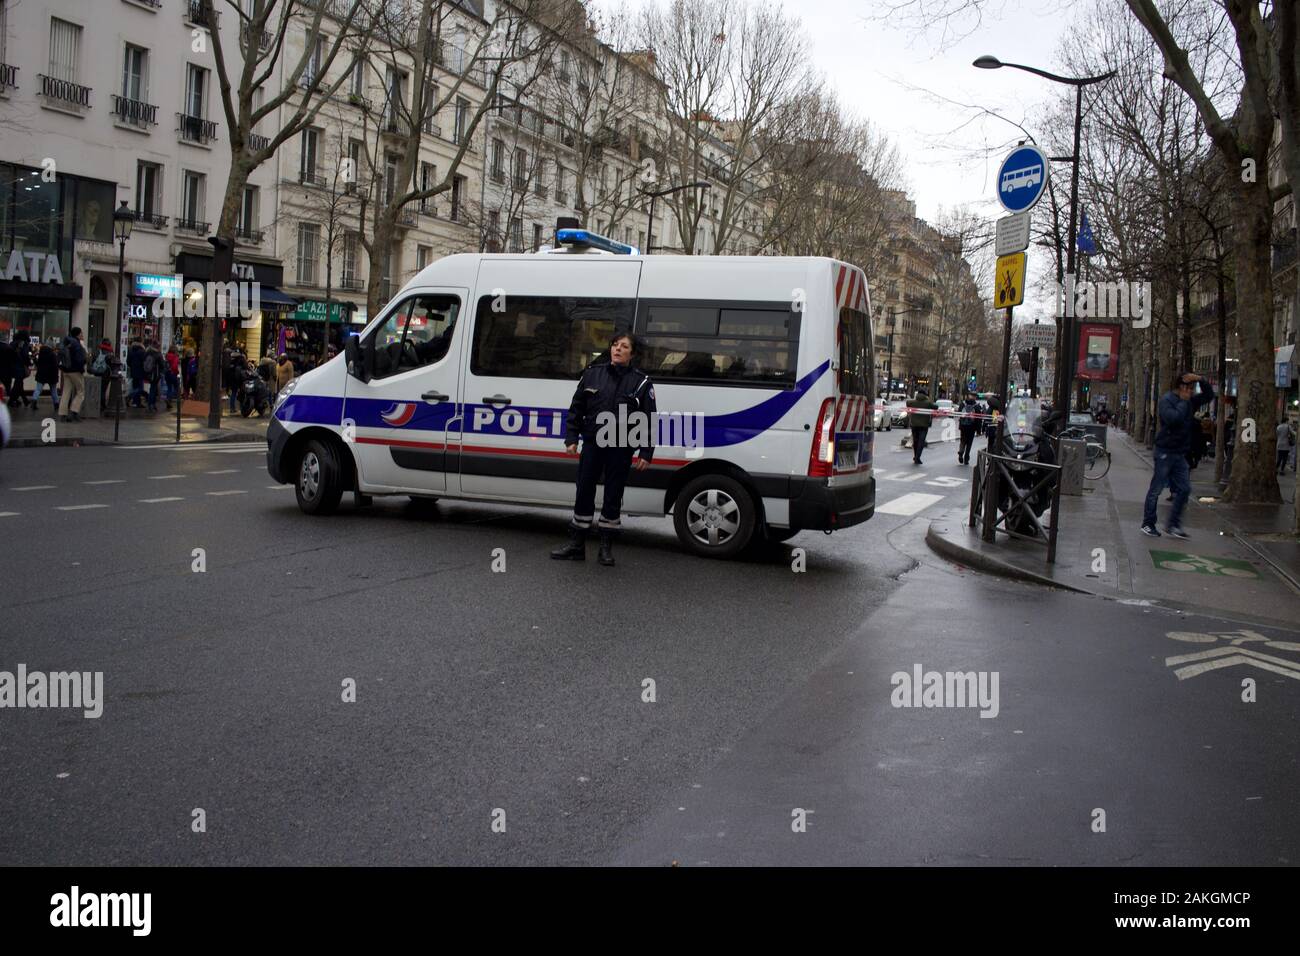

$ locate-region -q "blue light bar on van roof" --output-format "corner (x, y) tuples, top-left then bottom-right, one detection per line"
(555, 228), (639, 255)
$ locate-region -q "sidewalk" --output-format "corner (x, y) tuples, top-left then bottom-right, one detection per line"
(927, 427), (1300, 629)
(4, 399), (270, 447)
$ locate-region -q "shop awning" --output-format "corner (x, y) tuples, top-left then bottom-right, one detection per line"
(256, 286), (299, 310)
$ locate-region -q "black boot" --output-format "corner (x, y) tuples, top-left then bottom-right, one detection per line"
(550, 525), (586, 561)
(598, 528), (616, 566)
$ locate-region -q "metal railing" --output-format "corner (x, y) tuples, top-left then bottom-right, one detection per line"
(38, 74), (92, 107)
(131, 209), (168, 229)
(242, 26), (271, 52)
(395, 208), (417, 227)
(112, 94), (158, 126)
(235, 226), (264, 244)
(175, 217), (209, 234)
(0, 63), (17, 91)
(177, 113), (218, 144)
(968, 423), (1064, 563)
(248, 132), (270, 153)
(299, 169), (324, 186)
(186, 0), (218, 28)
(339, 276), (363, 291)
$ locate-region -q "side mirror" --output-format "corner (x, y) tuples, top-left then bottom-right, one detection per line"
(345, 335), (366, 382)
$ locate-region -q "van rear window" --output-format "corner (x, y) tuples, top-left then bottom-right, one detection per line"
(838, 306), (873, 396)
(471, 295), (634, 379)
(635, 299), (799, 388)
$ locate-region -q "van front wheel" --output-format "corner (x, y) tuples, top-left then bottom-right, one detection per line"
(296, 439), (344, 515)
(673, 474), (756, 558)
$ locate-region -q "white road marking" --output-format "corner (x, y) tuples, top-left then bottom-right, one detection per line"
(266, 485), (290, 490)
(1166, 646), (1300, 682)
(139, 497), (185, 503)
(11, 485), (56, 491)
(0, 512), (20, 518)
(55, 504), (108, 511)
(148, 474), (185, 480)
(925, 476), (968, 488)
(204, 469), (239, 474)
(206, 490), (247, 496)
(878, 471), (928, 483)
(117, 442), (266, 451)
(208, 448), (266, 455)
(83, 479), (125, 485)
(876, 492), (945, 516)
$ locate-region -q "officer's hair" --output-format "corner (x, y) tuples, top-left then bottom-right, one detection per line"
(609, 332), (636, 352)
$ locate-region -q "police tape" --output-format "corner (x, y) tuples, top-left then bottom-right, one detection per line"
(869, 403), (1004, 422)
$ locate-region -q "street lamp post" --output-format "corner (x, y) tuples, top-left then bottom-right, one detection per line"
(642, 181), (710, 253)
(974, 56), (1114, 412)
(112, 201), (134, 359)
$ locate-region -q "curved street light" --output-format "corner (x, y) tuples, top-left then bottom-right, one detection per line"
(640, 180), (710, 253)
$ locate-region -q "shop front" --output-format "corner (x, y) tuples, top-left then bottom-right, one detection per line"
(173, 251), (297, 358)
(0, 249), (82, 345)
(274, 298), (364, 370)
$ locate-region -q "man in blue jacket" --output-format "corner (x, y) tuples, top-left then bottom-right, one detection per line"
(1141, 371), (1214, 539)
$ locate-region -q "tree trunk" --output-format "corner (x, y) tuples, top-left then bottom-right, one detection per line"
(199, 167), (252, 429)
(1214, 254), (1228, 485)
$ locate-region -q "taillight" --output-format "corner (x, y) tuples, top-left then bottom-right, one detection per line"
(808, 397), (836, 477)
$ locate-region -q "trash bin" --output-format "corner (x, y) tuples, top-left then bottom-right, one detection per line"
(1058, 438), (1085, 495)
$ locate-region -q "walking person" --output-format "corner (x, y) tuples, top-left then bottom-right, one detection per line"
(551, 333), (656, 566)
(908, 387), (936, 465)
(164, 344), (180, 410)
(31, 338), (60, 412)
(956, 391), (980, 465)
(1278, 418), (1296, 474)
(143, 339), (163, 412)
(274, 352), (295, 397)
(1141, 372), (1215, 539)
(9, 331), (32, 408)
(56, 326), (87, 422)
(126, 338), (146, 408)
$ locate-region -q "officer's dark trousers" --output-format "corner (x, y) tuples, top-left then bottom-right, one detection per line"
(571, 441), (635, 530)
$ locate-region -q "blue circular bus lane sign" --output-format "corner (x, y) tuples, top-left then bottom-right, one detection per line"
(997, 144), (1049, 213)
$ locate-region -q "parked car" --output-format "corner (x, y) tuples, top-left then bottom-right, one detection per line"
(872, 401), (891, 431)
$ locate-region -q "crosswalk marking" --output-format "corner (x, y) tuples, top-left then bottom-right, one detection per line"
(148, 474), (185, 480)
(55, 504), (108, 511)
(206, 490), (247, 496)
(204, 469), (240, 474)
(140, 497), (184, 503)
(878, 471), (929, 483)
(117, 442), (266, 451)
(876, 492), (945, 516)
(266, 485), (291, 490)
(11, 485), (55, 491)
(0, 512), (19, 518)
(84, 479), (125, 485)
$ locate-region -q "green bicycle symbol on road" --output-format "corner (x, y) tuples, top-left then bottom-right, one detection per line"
(1150, 550), (1259, 578)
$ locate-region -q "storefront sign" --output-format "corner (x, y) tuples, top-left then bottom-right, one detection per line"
(1075, 322), (1121, 383)
(293, 299), (352, 323)
(135, 273), (183, 298)
(2, 249), (64, 284)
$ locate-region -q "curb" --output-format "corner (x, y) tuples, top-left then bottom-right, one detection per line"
(923, 517), (1094, 594)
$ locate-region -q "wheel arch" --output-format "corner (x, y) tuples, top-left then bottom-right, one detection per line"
(282, 426), (358, 491)
(661, 458), (767, 527)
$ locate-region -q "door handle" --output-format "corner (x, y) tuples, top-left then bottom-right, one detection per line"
(482, 394), (512, 407)
(421, 390), (448, 403)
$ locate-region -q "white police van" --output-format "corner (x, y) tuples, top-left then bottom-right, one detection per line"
(267, 229), (877, 558)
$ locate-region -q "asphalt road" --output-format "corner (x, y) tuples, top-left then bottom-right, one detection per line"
(1, 425), (1297, 865)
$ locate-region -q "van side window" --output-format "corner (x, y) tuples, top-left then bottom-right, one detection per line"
(471, 295), (634, 379)
(367, 293), (460, 379)
(635, 300), (798, 387)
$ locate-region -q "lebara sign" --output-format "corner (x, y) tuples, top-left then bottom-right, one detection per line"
(134, 273), (183, 298)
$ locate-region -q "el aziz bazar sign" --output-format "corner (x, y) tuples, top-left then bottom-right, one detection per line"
(1, 248), (65, 284)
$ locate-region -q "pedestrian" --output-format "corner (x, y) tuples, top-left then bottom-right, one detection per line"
(32, 338), (60, 411)
(0, 335), (15, 401)
(258, 350), (275, 386)
(908, 387), (936, 465)
(164, 344), (180, 410)
(956, 391), (980, 465)
(1278, 418), (1296, 475)
(56, 326), (87, 422)
(143, 339), (163, 412)
(9, 331), (32, 407)
(221, 346), (237, 412)
(551, 332), (655, 566)
(126, 338), (146, 407)
(1141, 372), (1215, 539)
(274, 352), (295, 395)
(1187, 413), (1209, 469)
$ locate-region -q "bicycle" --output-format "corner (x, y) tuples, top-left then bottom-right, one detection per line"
(1058, 425), (1111, 480)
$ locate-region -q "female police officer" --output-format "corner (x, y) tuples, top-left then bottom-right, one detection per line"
(550, 333), (655, 566)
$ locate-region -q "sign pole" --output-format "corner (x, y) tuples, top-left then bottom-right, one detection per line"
(999, 306), (1013, 402)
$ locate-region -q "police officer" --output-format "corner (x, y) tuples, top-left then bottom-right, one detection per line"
(956, 391), (981, 465)
(551, 332), (656, 566)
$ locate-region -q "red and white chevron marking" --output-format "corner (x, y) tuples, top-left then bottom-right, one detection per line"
(834, 262), (870, 314)
(834, 394), (871, 432)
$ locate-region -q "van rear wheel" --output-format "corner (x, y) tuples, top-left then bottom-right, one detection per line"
(296, 438), (344, 515)
(673, 474), (756, 559)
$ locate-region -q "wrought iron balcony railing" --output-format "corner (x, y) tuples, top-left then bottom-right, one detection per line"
(131, 210), (168, 229)
(186, 0), (218, 28)
(248, 132), (270, 153)
(175, 217), (209, 234)
(38, 74), (92, 108)
(0, 63), (17, 92)
(235, 227), (264, 244)
(112, 95), (158, 126)
(177, 113), (218, 144)
(339, 276), (364, 291)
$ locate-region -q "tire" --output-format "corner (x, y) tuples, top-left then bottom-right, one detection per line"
(295, 438), (345, 515)
(240, 403), (252, 418)
(672, 473), (757, 558)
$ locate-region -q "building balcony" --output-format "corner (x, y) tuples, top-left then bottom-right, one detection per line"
(125, 0), (163, 8)
(131, 210), (168, 230)
(346, 92), (373, 112)
(491, 170), (505, 185)
(241, 26), (271, 53)
(38, 74), (92, 109)
(112, 94), (158, 127)
(422, 119), (441, 138)
(175, 217), (209, 235)
(235, 226), (264, 245)
(185, 0), (218, 29)
(0, 63), (17, 92)
(248, 132), (270, 153)
(299, 169), (324, 187)
(177, 113), (218, 145)
(395, 208), (417, 227)
(339, 276), (364, 292)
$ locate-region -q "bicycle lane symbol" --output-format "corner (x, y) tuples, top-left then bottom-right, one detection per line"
(1150, 550), (1259, 578)
(1164, 629), (1300, 681)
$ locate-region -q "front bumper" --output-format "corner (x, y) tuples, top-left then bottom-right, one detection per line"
(266, 417), (291, 483)
(787, 475), (875, 532)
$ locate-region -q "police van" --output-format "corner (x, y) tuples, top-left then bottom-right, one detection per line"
(266, 229), (877, 558)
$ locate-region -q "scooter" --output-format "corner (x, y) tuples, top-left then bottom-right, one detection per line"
(996, 397), (1057, 537)
(239, 370), (271, 417)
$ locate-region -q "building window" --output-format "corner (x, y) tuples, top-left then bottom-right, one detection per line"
(237, 185), (258, 236)
(346, 138), (363, 190)
(486, 210), (500, 252)
(303, 34), (326, 85)
(384, 66), (406, 129)
(180, 170), (205, 228)
(490, 138), (504, 181)
(48, 17), (81, 84)
(450, 174), (464, 221)
(384, 152), (398, 204)
(297, 223), (320, 285)
(509, 217), (523, 253)
(419, 162), (436, 213)
(122, 44), (147, 102)
(185, 63), (206, 118)
(349, 54), (365, 96)
(416, 245), (431, 271)
(453, 97), (469, 144)
(300, 127), (319, 184)
(342, 233), (360, 287)
(512, 149), (527, 190)
(532, 223), (542, 252)
(135, 161), (162, 219)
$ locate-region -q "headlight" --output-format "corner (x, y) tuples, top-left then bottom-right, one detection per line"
(273, 376), (301, 412)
